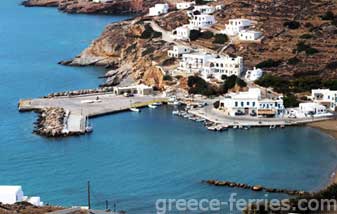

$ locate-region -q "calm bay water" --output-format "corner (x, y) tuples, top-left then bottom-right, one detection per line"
(1, 1), (337, 213)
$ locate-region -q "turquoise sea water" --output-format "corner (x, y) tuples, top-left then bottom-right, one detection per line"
(1, 0), (337, 213)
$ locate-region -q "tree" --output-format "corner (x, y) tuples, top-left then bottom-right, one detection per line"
(256, 59), (282, 68)
(189, 29), (201, 41)
(213, 34), (229, 44)
(283, 21), (300, 29)
(283, 94), (299, 108)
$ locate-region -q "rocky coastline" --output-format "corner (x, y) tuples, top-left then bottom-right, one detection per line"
(21, 0), (160, 15)
(204, 179), (309, 196)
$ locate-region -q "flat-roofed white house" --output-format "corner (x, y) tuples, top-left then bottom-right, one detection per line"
(309, 89), (337, 111)
(222, 19), (253, 36)
(299, 102), (327, 116)
(149, 3), (169, 16)
(113, 84), (153, 96)
(189, 14), (216, 29)
(176, 1), (195, 10)
(178, 52), (244, 80)
(172, 25), (191, 40)
(239, 30), (262, 41)
(219, 88), (284, 117)
(168, 45), (192, 58)
(193, 5), (215, 14)
(202, 55), (244, 79)
(245, 67), (263, 81)
(0, 186), (43, 206)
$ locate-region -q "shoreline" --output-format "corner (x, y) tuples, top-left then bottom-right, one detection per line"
(307, 119), (337, 186)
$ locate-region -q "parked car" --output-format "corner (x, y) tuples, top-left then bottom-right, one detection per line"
(235, 110), (245, 116)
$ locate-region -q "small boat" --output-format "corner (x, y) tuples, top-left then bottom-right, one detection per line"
(152, 102), (162, 106)
(207, 126), (217, 131)
(148, 104), (157, 109)
(85, 116), (93, 133)
(172, 110), (180, 115)
(130, 107), (140, 112)
(269, 125), (276, 129)
(173, 101), (181, 106)
(233, 125), (238, 129)
(243, 126), (250, 130)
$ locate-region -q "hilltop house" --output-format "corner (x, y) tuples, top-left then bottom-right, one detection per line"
(193, 5), (215, 14)
(309, 89), (337, 111)
(245, 67), (263, 81)
(222, 19), (253, 36)
(168, 45), (192, 58)
(178, 52), (244, 80)
(239, 30), (262, 41)
(149, 3), (169, 16)
(172, 25), (191, 40)
(219, 88), (284, 117)
(189, 14), (216, 29)
(176, 1), (195, 10)
(0, 186), (43, 206)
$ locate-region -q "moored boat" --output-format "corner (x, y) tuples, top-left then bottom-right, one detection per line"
(130, 107), (140, 112)
(148, 104), (157, 109)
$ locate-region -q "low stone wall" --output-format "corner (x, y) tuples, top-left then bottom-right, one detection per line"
(43, 87), (114, 98)
(33, 107), (66, 137)
(204, 180), (309, 196)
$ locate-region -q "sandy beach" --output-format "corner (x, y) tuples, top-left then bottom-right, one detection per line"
(308, 119), (337, 184)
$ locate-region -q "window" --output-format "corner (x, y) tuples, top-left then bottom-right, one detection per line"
(253, 102), (255, 107)
(241, 102), (244, 107)
(235, 101), (238, 107)
(247, 102), (250, 106)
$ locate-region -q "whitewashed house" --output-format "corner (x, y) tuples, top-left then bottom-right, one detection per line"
(0, 186), (43, 206)
(176, 1), (195, 10)
(239, 30), (262, 41)
(222, 19), (253, 36)
(168, 45), (192, 58)
(189, 14), (216, 29)
(193, 5), (215, 14)
(92, 0), (113, 3)
(149, 3), (169, 16)
(310, 89), (337, 111)
(219, 88), (284, 117)
(172, 25), (191, 40)
(178, 52), (244, 80)
(299, 103), (327, 116)
(245, 67), (263, 81)
(215, 4), (224, 10)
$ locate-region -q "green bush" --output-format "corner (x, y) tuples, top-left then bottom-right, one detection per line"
(287, 57), (300, 65)
(140, 24), (162, 39)
(283, 94), (299, 108)
(213, 34), (229, 44)
(296, 41), (310, 52)
(321, 11), (335, 20)
(195, 0), (208, 5)
(256, 59), (282, 68)
(163, 74), (173, 81)
(189, 29), (201, 41)
(300, 34), (314, 39)
(200, 31), (214, 39)
(187, 76), (217, 96)
(305, 47), (319, 55)
(284, 21), (300, 29)
(326, 61), (337, 70)
(213, 100), (220, 109)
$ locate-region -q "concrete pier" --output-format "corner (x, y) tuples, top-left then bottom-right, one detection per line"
(19, 93), (167, 136)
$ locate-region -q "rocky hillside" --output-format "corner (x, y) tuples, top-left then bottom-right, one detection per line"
(22, 0), (162, 14)
(0, 202), (63, 214)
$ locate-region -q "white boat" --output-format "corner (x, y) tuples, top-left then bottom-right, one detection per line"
(207, 126), (217, 131)
(172, 110), (180, 115)
(130, 107), (140, 112)
(148, 104), (157, 109)
(173, 101), (181, 106)
(269, 125), (276, 129)
(85, 116), (93, 133)
(152, 102), (162, 106)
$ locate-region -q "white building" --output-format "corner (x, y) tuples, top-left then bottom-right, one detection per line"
(113, 84), (153, 96)
(149, 3), (169, 16)
(176, 1), (195, 10)
(189, 14), (216, 29)
(193, 5), (215, 14)
(310, 89), (337, 111)
(299, 102), (327, 116)
(178, 52), (244, 80)
(222, 19), (253, 36)
(172, 25), (191, 40)
(0, 186), (43, 206)
(168, 45), (192, 58)
(245, 67), (263, 81)
(239, 30), (262, 41)
(215, 4), (224, 10)
(219, 88), (284, 117)
(92, 0), (113, 3)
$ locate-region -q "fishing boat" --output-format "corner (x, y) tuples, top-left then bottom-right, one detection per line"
(207, 126), (217, 131)
(130, 107), (140, 112)
(269, 125), (276, 129)
(152, 102), (162, 106)
(85, 116), (93, 133)
(148, 104), (157, 109)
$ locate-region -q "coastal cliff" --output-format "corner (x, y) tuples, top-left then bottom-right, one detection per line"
(22, 0), (161, 14)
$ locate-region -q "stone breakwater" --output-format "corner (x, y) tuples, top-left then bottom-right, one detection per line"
(204, 180), (309, 196)
(33, 107), (66, 137)
(43, 87), (114, 98)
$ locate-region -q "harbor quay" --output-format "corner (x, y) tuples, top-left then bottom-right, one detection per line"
(18, 93), (167, 136)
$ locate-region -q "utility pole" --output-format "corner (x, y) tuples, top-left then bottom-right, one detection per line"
(87, 181), (91, 210)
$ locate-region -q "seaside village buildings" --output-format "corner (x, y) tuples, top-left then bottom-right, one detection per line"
(0, 186), (43, 207)
(149, 3), (169, 16)
(176, 1), (195, 10)
(222, 19), (263, 41)
(309, 89), (337, 111)
(219, 88), (285, 117)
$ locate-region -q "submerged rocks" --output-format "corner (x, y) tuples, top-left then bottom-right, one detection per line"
(33, 107), (65, 137)
(204, 179), (309, 196)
